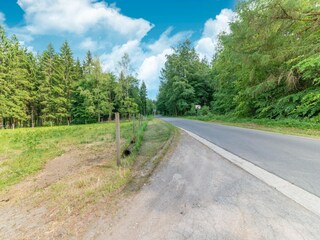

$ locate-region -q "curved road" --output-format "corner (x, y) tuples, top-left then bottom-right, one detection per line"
(161, 117), (320, 197)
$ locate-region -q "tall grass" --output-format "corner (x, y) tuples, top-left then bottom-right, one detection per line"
(0, 122), (134, 190)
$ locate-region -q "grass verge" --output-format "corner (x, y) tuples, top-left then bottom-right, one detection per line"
(185, 115), (320, 138)
(0, 118), (176, 239)
(37, 118), (175, 215)
(0, 122), (135, 190)
(125, 118), (178, 192)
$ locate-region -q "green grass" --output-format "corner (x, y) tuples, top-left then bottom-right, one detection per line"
(32, 118), (174, 219)
(0, 122), (135, 190)
(0, 118), (175, 234)
(120, 118), (173, 166)
(123, 118), (176, 191)
(185, 115), (320, 138)
(136, 118), (175, 159)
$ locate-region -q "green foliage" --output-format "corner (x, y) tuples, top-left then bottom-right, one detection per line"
(211, 0), (320, 120)
(146, 99), (156, 115)
(0, 30), (150, 128)
(157, 40), (212, 116)
(199, 106), (211, 116)
(157, 0), (320, 122)
(139, 81), (147, 115)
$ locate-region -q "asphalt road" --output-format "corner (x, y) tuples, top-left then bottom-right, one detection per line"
(161, 117), (320, 197)
(97, 132), (320, 239)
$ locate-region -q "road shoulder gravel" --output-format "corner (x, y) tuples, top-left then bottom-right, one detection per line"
(94, 131), (320, 240)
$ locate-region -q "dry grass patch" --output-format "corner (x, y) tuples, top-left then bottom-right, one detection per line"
(0, 119), (175, 239)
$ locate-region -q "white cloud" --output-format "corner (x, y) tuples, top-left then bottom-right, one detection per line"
(138, 48), (173, 93)
(137, 28), (192, 96)
(17, 0), (153, 40)
(8, 2), (236, 99)
(196, 9), (237, 59)
(100, 28), (191, 98)
(101, 40), (144, 73)
(195, 37), (216, 58)
(11, 29), (34, 43)
(0, 13), (36, 54)
(147, 27), (192, 54)
(80, 38), (98, 51)
(0, 12), (5, 25)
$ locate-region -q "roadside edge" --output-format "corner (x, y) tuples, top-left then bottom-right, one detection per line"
(181, 128), (320, 218)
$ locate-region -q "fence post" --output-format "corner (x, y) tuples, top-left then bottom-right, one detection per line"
(132, 114), (136, 142)
(115, 112), (121, 166)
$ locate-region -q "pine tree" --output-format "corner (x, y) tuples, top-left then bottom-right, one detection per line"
(83, 51), (93, 75)
(0, 30), (148, 127)
(5, 35), (30, 128)
(39, 44), (68, 125)
(139, 81), (147, 115)
(0, 26), (10, 127)
(25, 52), (40, 127)
(60, 41), (75, 124)
(71, 53), (95, 124)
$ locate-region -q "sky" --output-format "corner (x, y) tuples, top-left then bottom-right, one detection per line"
(0, 0), (236, 99)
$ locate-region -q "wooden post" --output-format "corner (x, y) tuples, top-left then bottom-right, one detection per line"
(115, 112), (121, 166)
(132, 114), (136, 142)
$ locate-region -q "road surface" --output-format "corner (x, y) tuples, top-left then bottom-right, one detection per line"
(161, 117), (320, 197)
(93, 132), (320, 240)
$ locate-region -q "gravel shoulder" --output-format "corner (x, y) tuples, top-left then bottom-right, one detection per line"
(96, 131), (320, 240)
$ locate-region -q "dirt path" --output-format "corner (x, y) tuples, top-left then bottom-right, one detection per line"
(0, 142), (116, 240)
(92, 131), (320, 240)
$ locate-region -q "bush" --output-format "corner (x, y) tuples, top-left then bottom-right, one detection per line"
(185, 104), (197, 116)
(199, 106), (211, 116)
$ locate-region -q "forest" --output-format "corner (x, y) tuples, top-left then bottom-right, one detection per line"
(0, 27), (154, 128)
(157, 0), (320, 122)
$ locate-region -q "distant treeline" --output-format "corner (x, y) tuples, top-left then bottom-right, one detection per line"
(157, 0), (320, 121)
(0, 27), (155, 128)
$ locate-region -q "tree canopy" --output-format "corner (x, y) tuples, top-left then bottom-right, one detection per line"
(0, 27), (150, 128)
(157, 0), (320, 121)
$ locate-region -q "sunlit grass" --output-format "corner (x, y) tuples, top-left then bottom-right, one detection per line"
(0, 122), (134, 190)
(32, 119), (174, 219)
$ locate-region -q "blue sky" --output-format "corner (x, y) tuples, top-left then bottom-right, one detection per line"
(0, 0), (236, 98)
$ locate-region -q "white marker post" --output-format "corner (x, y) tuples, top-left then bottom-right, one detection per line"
(195, 105), (201, 115)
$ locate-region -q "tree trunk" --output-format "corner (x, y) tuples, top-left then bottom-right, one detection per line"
(31, 105), (35, 128)
(108, 110), (112, 121)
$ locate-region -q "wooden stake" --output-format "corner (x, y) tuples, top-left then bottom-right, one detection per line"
(115, 112), (121, 166)
(132, 114), (136, 142)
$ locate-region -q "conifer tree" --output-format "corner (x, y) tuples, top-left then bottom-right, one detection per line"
(60, 41), (75, 124)
(139, 81), (147, 115)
